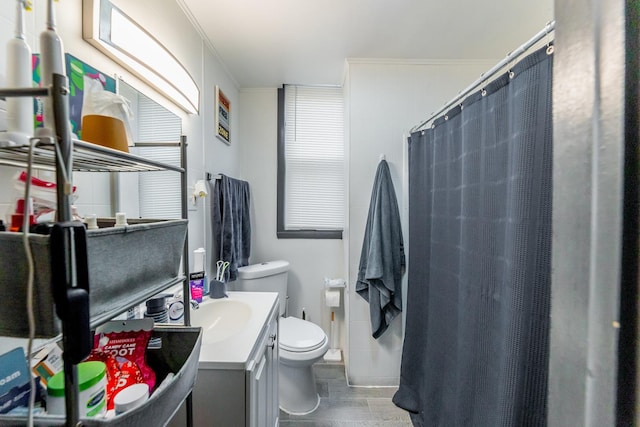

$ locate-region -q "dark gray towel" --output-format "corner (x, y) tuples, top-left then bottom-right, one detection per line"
(356, 160), (405, 339)
(211, 174), (251, 282)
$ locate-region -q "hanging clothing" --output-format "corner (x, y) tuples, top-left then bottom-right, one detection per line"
(211, 174), (251, 282)
(393, 45), (553, 426)
(356, 159), (405, 339)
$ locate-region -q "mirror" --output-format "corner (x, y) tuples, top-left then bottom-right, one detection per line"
(57, 79), (183, 221)
(115, 80), (183, 219)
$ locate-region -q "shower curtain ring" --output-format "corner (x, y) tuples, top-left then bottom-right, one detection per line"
(506, 52), (517, 80)
(545, 22), (554, 55)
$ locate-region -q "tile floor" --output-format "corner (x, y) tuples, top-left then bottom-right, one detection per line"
(279, 364), (413, 427)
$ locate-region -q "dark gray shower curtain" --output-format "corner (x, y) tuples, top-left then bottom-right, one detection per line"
(393, 46), (553, 426)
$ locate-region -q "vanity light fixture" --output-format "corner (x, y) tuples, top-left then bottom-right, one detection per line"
(82, 0), (199, 114)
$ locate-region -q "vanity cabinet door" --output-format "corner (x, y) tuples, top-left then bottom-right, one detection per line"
(247, 336), (269, 427)
(265, 316), (278, 426)
(246, 309), (279, 427)
(248, 353), (268, 427)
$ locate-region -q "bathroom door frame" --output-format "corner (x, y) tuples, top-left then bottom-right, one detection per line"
(549, 0), (639, 425)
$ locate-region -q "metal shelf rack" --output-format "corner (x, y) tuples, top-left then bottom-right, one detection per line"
(0, 137), (185, 173)
(0, 74), (194, 427)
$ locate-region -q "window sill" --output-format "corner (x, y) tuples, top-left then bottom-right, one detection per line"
(277, 229), (343, 239)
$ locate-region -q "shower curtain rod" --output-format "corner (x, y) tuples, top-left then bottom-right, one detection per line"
(410, 20), (555, 133)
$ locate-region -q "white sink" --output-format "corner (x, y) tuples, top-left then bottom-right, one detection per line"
(190, 299), (252, 344)
(189, 292), (279, 368)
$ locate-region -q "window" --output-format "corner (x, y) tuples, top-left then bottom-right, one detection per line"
(277, 85), (344, 239)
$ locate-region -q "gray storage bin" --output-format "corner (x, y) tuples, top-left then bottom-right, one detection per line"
(0, 326), (202, 426)
(0, 219), (187, 338)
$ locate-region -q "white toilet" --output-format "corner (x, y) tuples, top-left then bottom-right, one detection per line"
(235, 260), (329, 415)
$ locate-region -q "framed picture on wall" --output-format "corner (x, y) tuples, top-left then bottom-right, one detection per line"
(215, 85), (231, 144)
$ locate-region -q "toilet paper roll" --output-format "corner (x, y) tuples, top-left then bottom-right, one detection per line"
(325, 290), (341, 308)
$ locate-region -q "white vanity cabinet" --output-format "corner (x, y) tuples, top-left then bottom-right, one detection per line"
(169, 292), (280, 427)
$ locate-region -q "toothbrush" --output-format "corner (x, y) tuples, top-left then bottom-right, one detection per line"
(2, 0), (33, 146)
(38, 0), (66, 135)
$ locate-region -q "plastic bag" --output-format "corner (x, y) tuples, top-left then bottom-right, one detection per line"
(7, 171), (78, 225)
(87, 319), (156, 411)
(81, 76), (135, 146)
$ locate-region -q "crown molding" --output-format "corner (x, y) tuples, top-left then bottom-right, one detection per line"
(346, 57), (497, 66)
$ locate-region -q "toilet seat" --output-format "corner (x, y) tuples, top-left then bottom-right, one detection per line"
(279, 316), (327, 352)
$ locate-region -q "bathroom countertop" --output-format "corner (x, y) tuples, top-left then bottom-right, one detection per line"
(189, 291), (279, 370)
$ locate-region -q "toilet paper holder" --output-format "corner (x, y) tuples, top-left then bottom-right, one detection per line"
(323, 278), (345, 363)
(323, 277), (346, 289)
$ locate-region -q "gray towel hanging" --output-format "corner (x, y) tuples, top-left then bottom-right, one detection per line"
(356, 159), (405, 339)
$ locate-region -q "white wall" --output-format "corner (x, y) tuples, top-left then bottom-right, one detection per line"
(197, 17), (243, 277)
(0, 0), (242, 274)
(345, 59), (495, 385)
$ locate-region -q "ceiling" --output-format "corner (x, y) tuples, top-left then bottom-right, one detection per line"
(178, 0), (553, 88)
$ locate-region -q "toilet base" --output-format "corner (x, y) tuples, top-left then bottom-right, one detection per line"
(278, 361), (322, 415)
(279, 394), (321, 416)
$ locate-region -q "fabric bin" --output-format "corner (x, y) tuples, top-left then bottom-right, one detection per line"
(0, 219), (187, 338)
(0, 326), (202, 426)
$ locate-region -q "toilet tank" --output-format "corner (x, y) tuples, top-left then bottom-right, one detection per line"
(235, 260), (289, 315)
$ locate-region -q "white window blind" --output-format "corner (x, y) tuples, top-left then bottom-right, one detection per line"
(125, 86), (182, 219)
(284, 85), (344, 230)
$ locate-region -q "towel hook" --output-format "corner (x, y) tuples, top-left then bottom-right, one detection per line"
(379, 154), (386, 161)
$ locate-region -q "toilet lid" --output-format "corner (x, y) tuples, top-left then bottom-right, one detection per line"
(279, 317), (327, 352)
